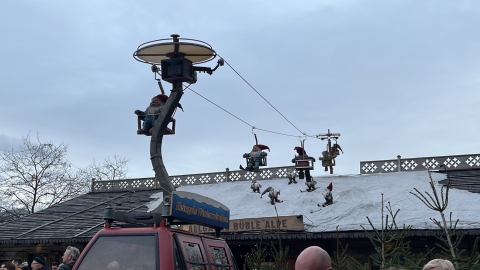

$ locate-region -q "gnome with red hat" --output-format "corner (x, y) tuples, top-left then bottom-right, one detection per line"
(292, 146), (316, 183)
(135, 94), (183, 135)
(318, 182), (334, 207)
(240, 144), (269, 171)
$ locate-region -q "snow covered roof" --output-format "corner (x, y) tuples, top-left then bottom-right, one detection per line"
(147, 170), (480, 233)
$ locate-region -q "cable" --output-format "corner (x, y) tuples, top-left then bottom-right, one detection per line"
(183, 85), (252, 127)
(219, 55), (306, 136)
(153, 61), (324, 141)
(184, 84), (300, 138)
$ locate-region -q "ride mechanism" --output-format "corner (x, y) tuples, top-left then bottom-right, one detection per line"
(104, 34), (229, 236)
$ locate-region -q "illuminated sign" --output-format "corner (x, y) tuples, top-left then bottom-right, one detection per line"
(170, 191), (230, 229)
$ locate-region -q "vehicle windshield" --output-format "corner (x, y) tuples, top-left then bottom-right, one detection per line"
(77, 235), (157, 270)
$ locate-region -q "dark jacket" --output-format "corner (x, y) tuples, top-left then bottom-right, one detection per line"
(39, 266), (50, 270)
(58, 262), (75, 270)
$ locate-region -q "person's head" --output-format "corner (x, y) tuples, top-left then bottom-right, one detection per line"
(1, 262), (16, 270)
(295, 246), (332, 270)
(62, 246), (80, 264)
(107, 261), (119, 270)
(18, 262), (29, 270)
(423, 259), (455, 270)
(31, 256), (46, 270)
(12, 259), (22, 267)
(51, 262), (59, 270)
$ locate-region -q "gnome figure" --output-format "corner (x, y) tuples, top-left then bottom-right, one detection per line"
(261, 186), (282, 205)
(318, 182), (333, 207)
(319, 143), (343, 172)
(292, 146), (315, 182)
(288, 169), (297, 184)
(135, 94), (183, 135)
(251, 180), (262, 193)
(305, 179), (317, 191)
(241, 144), (269, 171)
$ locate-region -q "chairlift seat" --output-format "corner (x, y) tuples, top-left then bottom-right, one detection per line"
(321, 159), (335, 167)
(137, 116), (176, 136)
(295, 158), (314, 170)
(244, 155), (267, 167)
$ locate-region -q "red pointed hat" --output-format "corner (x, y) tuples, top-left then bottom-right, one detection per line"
(256, 144), (270, 151)
(294, 146), (306, 156)
(327, 182), (333, 191)
(154, 94), (169, 103)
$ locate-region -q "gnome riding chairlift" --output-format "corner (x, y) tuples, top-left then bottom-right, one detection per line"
(317, 129), (343, 174)
(292, 140), (316, 182)
(293, 140), (315, 171)
(240, 133), (269, 171)
(134, 67), (186, 136)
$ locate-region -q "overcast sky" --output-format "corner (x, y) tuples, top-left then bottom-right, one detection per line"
(1, 1), (479, 178)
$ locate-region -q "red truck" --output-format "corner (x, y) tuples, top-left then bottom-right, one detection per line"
(74, 191), (238, 270)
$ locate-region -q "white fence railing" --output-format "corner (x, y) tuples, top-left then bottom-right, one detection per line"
(91, 165), (296, 192)
(360, 154), (480, 174)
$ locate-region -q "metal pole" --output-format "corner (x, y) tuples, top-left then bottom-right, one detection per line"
(150, 80), (184, 214)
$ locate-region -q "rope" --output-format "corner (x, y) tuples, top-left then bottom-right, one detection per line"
(149, 60), (325, 141)
(184, 85), (300, 138)
(219, 55), (306, 136)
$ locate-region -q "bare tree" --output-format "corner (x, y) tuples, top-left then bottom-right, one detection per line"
(0, 134), (89, 216)
(80, 155), (129, 182)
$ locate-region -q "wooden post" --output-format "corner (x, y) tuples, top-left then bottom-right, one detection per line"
(397, 155), (401, 172)
(90, 178), (95, 192)
(226, 168), (230, 182)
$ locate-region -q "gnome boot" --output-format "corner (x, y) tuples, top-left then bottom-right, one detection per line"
(254, 161), (260, 171)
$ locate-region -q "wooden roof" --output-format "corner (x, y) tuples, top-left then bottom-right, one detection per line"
(439, 169), (480, 193)
(0, 189), (161, 244)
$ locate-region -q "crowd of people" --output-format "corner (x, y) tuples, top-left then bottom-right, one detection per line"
(0, 244), (457, 270)
(1, 246), (79, 270)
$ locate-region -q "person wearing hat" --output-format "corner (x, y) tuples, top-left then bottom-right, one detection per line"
(31, 256), (49, 270)
(318, 182), (333, 207)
